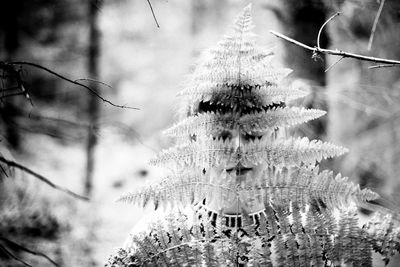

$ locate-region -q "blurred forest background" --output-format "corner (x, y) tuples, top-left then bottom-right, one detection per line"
(1, 0), (400, 266)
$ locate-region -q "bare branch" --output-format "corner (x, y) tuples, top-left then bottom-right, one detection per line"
(368, 0), (385, 51)
(0, 163), (9, 177)
(269, 30), (400, 66)
(369, 64), (399, 69)
(0, 156), (89, 201)
(325, 56), (345, 72)
(0, 237), (59, 267)
(0, 244), (33, 267)
(317, 12), (340, 49)
(0, 86), (20, 92)
(4, 120), (85, 142)
(0, 63), (32, 105)
(0, 91), (26, 99)
(146, 0), (160, 28)
(26, 112), (92, 129)
(74, 78), (113, 90)
(5, 61), (139, 110)
(105, 121), (157, 152)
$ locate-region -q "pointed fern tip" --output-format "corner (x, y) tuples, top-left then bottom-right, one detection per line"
(341, 146), (350, 155)
(116, 193), (130, 203)
(244, 3), (252, 12)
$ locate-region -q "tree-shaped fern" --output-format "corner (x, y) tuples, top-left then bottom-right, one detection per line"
(107, 5), (400, 267)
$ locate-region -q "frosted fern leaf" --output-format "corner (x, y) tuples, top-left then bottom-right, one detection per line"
(117, 171), (237, 210)
(108, 4), (400, 267)
(164, 107), (326, 138)
(150, 136), (348, 169)
(118, 166), (378, 212)
(107, 205), (378, 266)
(178, 76), (308, 111)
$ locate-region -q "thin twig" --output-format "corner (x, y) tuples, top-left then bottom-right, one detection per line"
(0, 244), (33, 267)
(369, 64), (398, 69)
(0, 156), (89, 201)
(7, 121), (85, 142)
(0, 91), (26, 99)
(0, 163), (9, 177)
(146, 0), (160, 28)
(74, 78), (113, 90)
(317, 12), (340, 49)
(0, 86), (20, 92)
(0, 63), (33, 105)
(106, 121), (157, 152)
(270, 30), (400, 66)
(368, 0), (385, 51)
(21, 84), (34, 106)
(26, 112), (92, 128)
(325, 56), (345, 72)
(0, 237), (59, 267)
(6, 62), (139, 110)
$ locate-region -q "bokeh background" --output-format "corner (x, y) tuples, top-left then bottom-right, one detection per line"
(1, 0), (400, 266)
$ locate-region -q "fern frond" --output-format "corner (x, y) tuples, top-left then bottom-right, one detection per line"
(183, 64), (293, 86)
(108, 5), (400, 266)
(286, 234), (301, 266)
(233, 166), (379, 210)
(178, 81), (308, 112)
(125, 214), (201, 266)
(164, 107), (325, 138)
(105, 248), (141, 267)
(233, 4), (253, 34)
(242, 136), (348, 167)
(117, 171), (237, 210)
(331, 209), (373, 266)
(163, 112), (236, 138)
(151, 136), (348, 169)
(119, 166), (378, 219)
(189, 35), (290, 88)
(110, 203), (379, 267)
(149, 138), (234, 168)
(255, 82), (308, 104)
(176, 5), (305, 115)
(239, 107), (326, 133)
(363, 211), (400, 264)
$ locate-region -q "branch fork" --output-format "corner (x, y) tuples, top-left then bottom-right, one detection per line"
(270, 11), (400, 69)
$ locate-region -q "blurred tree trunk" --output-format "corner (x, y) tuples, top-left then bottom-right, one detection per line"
(271, 0), (328, 140)
(0, 1), (21, 204)
(191, 0), (207, 36)
(326, 1), (400, 197)
(84, 0), (101, 197)
(0, 1), (22, 149)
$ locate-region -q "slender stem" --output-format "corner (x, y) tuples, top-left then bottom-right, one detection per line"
(25, 112), (92, 128)
(0, 163), (9, 177)
(368, 0), (385, 51)
(0, 237), (59, 266)
(0, 86), (20, 92)
(0, 156), (89, 201)
(146, 0), (160, 28)
(369, 64), (399, 69)
(270, 30), (400, 66)
(5, 61), (139, 109)
(317, 12), (340, 49)
(0, 91), (25, 99)
(74, 78), (113, 90)
(325, 56), (345, 72)
(0, 244), (33, 267)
